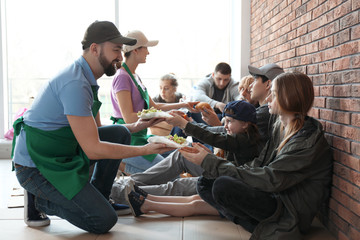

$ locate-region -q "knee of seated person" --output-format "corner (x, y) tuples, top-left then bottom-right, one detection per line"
(111, 125), (131, 145)
(212, 176), (237, 200)
(87, 211), (118, 234)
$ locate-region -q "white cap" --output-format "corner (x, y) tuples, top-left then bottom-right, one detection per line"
(122, 30), (159, 53)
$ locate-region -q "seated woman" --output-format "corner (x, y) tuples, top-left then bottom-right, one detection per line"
(125, 72), (333, 240)
(150, 73), (184, 136)
(110, 30), (197, 175)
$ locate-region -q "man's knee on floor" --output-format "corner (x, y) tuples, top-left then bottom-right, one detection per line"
(87, 211), (118, 234)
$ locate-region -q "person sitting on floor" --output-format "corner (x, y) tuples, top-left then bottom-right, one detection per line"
(126, 72), (333, 240)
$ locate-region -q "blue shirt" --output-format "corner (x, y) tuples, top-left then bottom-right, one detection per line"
(13, 56), (99, 167)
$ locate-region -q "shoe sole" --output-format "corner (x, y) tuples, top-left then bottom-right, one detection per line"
(116, 208), (132, 216)
(24, 190), (51, 227)
(124, 191), (138, 217)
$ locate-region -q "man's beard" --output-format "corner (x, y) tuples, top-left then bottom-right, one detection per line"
(99, 51), (117, 76)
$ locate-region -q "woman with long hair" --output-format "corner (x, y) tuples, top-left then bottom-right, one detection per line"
(110, 30), (197, 174)
(127, 72), (333, 240)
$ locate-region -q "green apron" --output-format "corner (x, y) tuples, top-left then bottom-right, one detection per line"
(110, 63), (156, 162)
(11, 86), (102, 200)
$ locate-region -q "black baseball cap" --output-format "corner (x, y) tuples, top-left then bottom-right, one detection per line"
(248, 63), (284, 80)
(81, 21), (137, 50)
(222, 100), (257, 124)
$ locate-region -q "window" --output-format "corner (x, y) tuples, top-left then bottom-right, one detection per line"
(0, 0), (248, 136)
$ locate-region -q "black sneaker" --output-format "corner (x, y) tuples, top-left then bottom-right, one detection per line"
(126, 179), (148, 198)
(24, 190), (50, 227)
(125, 191), (145, 217)
(109, 199), (131, 216)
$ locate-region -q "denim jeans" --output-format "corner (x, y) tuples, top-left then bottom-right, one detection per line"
(122, 153), (164, 174)
(197, 176), (277, 233)
(15, 125), (131, 234)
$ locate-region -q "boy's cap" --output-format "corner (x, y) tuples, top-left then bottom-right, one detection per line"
(248, 63), (284, 80)
(123, 30), (159, 53)
(81, 21), (137, 50)
(222, 100), (257, 124)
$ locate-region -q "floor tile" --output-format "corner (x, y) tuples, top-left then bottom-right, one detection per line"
(183, 216), (251, 240)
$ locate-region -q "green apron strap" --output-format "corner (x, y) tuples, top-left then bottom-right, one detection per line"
(122, 63), (150, 109)
(91, 86), (102, 117)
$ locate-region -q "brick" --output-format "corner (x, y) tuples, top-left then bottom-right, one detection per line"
(348, 227), (360, 240)
(332, 136), (351, 152)
(334, 162), (360, 187)
(297, 24), (308, 37)
(333, 57), (351, 71)
(320, 85), (334, 96)
(351, 25), (360, 40)
(300, 33), (312, 45)
(343, 70), (360, 83)
(307, 64), (318, 74)
(308, 107), (319, 118)
(340, 41), (359, 56)
(324, 47), (340, 61)
(352, 141), (360, 156)
(328, 209), (349, 236)
(329, 197), (360, 229)
(326, 120), (360, 141)
(353, 0), (360, 10)
(333, 111), (351, 124)
(334, 85), (351, 97)
(290, 57), (301, 67)
(333, 1), (352, 20)
(312, 74), (326, 85)
(319, 36), (334, 50)
(301, 55), (311, 65)
(319, 61), (334, 73)
(351, 113), (360, 128)
(332, 174), (360, 201)
(320, 108), (333, 120)
(331, 187), (360, 217)
(314, 97), (326, 107)
(313, 4), (326, 19)
(307, 0), (319, 11)
(326, 72), (342, 84)
(312, 27), (325, 41)
(334, 29), (350, 45)
(333, 149), (360, 171)
(313, 85), (320, 96)
(339, 98), (360, 112)
(295, 4), (307, 17)
(325, 21), (340, 36)
(296, 45), (306, 56)
(311, 51), (324, 63)
(351, 84), (360, 97)
(351, 55), (360, 68)
(340, 11), (359, 30)
(306, 41), (319, 53)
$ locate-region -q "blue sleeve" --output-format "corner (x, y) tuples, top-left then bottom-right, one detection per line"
(59, 80), (93, 117)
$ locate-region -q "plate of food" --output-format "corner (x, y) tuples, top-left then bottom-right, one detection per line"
(147, 134), (189, 148)
(137, 107), (173, 119)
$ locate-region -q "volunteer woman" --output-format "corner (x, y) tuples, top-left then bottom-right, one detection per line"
(110, 30), (197, 174)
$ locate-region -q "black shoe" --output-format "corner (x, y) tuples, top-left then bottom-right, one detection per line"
(126, 191), (145, 217)
(24, 190), (50, 227)
(109, 199), (131, 216)
(126, 179), (148, 198)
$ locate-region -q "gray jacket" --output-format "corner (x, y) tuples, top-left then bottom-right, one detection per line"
(201, 117), (333, 240)
(192, 76), (239, 108)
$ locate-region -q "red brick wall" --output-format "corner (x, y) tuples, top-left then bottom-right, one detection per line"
(250, 0), (360, 239)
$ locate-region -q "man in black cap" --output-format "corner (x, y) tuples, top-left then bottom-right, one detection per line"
(248, 63), (284, 145)
(12, 20), (171, 233)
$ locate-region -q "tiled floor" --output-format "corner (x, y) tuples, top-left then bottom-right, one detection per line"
(0, 159), (335, 240)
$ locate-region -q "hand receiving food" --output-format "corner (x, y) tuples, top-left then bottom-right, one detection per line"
(178, 142), (212, 166)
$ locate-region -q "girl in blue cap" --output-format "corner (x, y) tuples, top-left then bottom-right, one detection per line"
(125, 100), (261, 217)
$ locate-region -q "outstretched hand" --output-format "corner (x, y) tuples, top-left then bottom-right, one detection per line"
(201, 108), (222, 126)
(132, 117), (166, 133)
(183, 101), (200, 113)
(178, 142), (212, 166)
(165, 111), (189, 129)
(143, 142), (176, 155)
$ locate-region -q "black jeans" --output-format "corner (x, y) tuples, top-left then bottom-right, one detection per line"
(197, 176), (277, 233)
